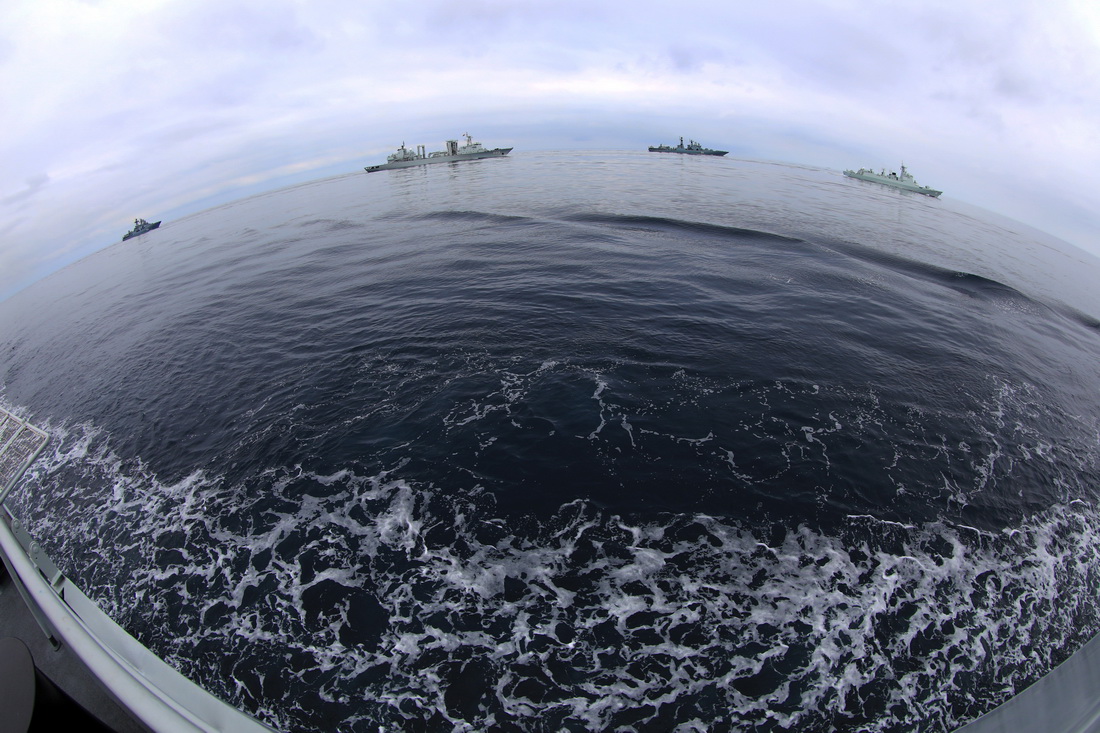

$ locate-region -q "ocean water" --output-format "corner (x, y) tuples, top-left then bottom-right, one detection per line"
(3, 151), (1100, 731)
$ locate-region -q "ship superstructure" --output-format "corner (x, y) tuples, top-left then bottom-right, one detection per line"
(648, 136), (728, 156)
(122, 218), (161, 241)
(843, 165), (942, 197)
(365, 133), (512, 172)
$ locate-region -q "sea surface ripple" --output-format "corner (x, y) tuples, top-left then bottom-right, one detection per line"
(3, 151), (1100, 731)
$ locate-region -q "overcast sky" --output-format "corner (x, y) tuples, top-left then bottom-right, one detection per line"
(2, 0), (1099, 300)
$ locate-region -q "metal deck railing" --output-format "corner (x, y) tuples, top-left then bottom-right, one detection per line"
(0, 407), (49, 505)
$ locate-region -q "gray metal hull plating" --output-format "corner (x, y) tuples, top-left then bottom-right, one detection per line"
(365, 148), (513, 173)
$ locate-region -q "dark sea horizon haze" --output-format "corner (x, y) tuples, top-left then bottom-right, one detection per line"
(2, 151), (1100, 731)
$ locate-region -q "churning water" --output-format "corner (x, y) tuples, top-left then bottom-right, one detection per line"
(3, 151), (1100, 731)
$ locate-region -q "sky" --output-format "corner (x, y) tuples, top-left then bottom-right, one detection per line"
(2, 0), (1099, 301)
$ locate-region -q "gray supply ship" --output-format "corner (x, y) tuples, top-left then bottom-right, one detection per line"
(648, 136), (728, 156)
(365, 133), (512, 172)
(843, 164), (942, 197)
(121, 218), (160, 241)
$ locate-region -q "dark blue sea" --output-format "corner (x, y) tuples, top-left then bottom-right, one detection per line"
(3, 151), (1100, 732)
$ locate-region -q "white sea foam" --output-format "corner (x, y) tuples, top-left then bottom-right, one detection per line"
(6, 374), (1100, 732)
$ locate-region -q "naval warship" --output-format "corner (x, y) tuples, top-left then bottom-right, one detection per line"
(648, 137), (728, 156)
(121, 218), (161, 241)
(365, 133), (512, 172)
(843, 165), (942, 197)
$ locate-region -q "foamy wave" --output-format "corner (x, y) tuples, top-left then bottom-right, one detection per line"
(7, 415), (1100, 731)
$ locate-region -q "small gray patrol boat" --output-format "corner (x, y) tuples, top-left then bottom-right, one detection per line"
(648, 136), (728, 156)
(843, 164), (942, 197)
(364, 133), (512, 172)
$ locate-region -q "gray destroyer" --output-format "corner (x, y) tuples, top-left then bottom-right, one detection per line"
(122, 218), (161, 241)
(365, 133), (512, 172)
(843, 164), (942, 197)
(648, 136), (728, 156)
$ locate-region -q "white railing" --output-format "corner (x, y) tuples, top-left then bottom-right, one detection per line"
(0, 407), (49, 504)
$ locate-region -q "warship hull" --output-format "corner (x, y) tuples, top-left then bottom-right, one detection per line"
(121, 221), (161, 241)
(365, 147), (512, 173)
(844, 169), (941, 197)
(648, 146), (727, 156)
